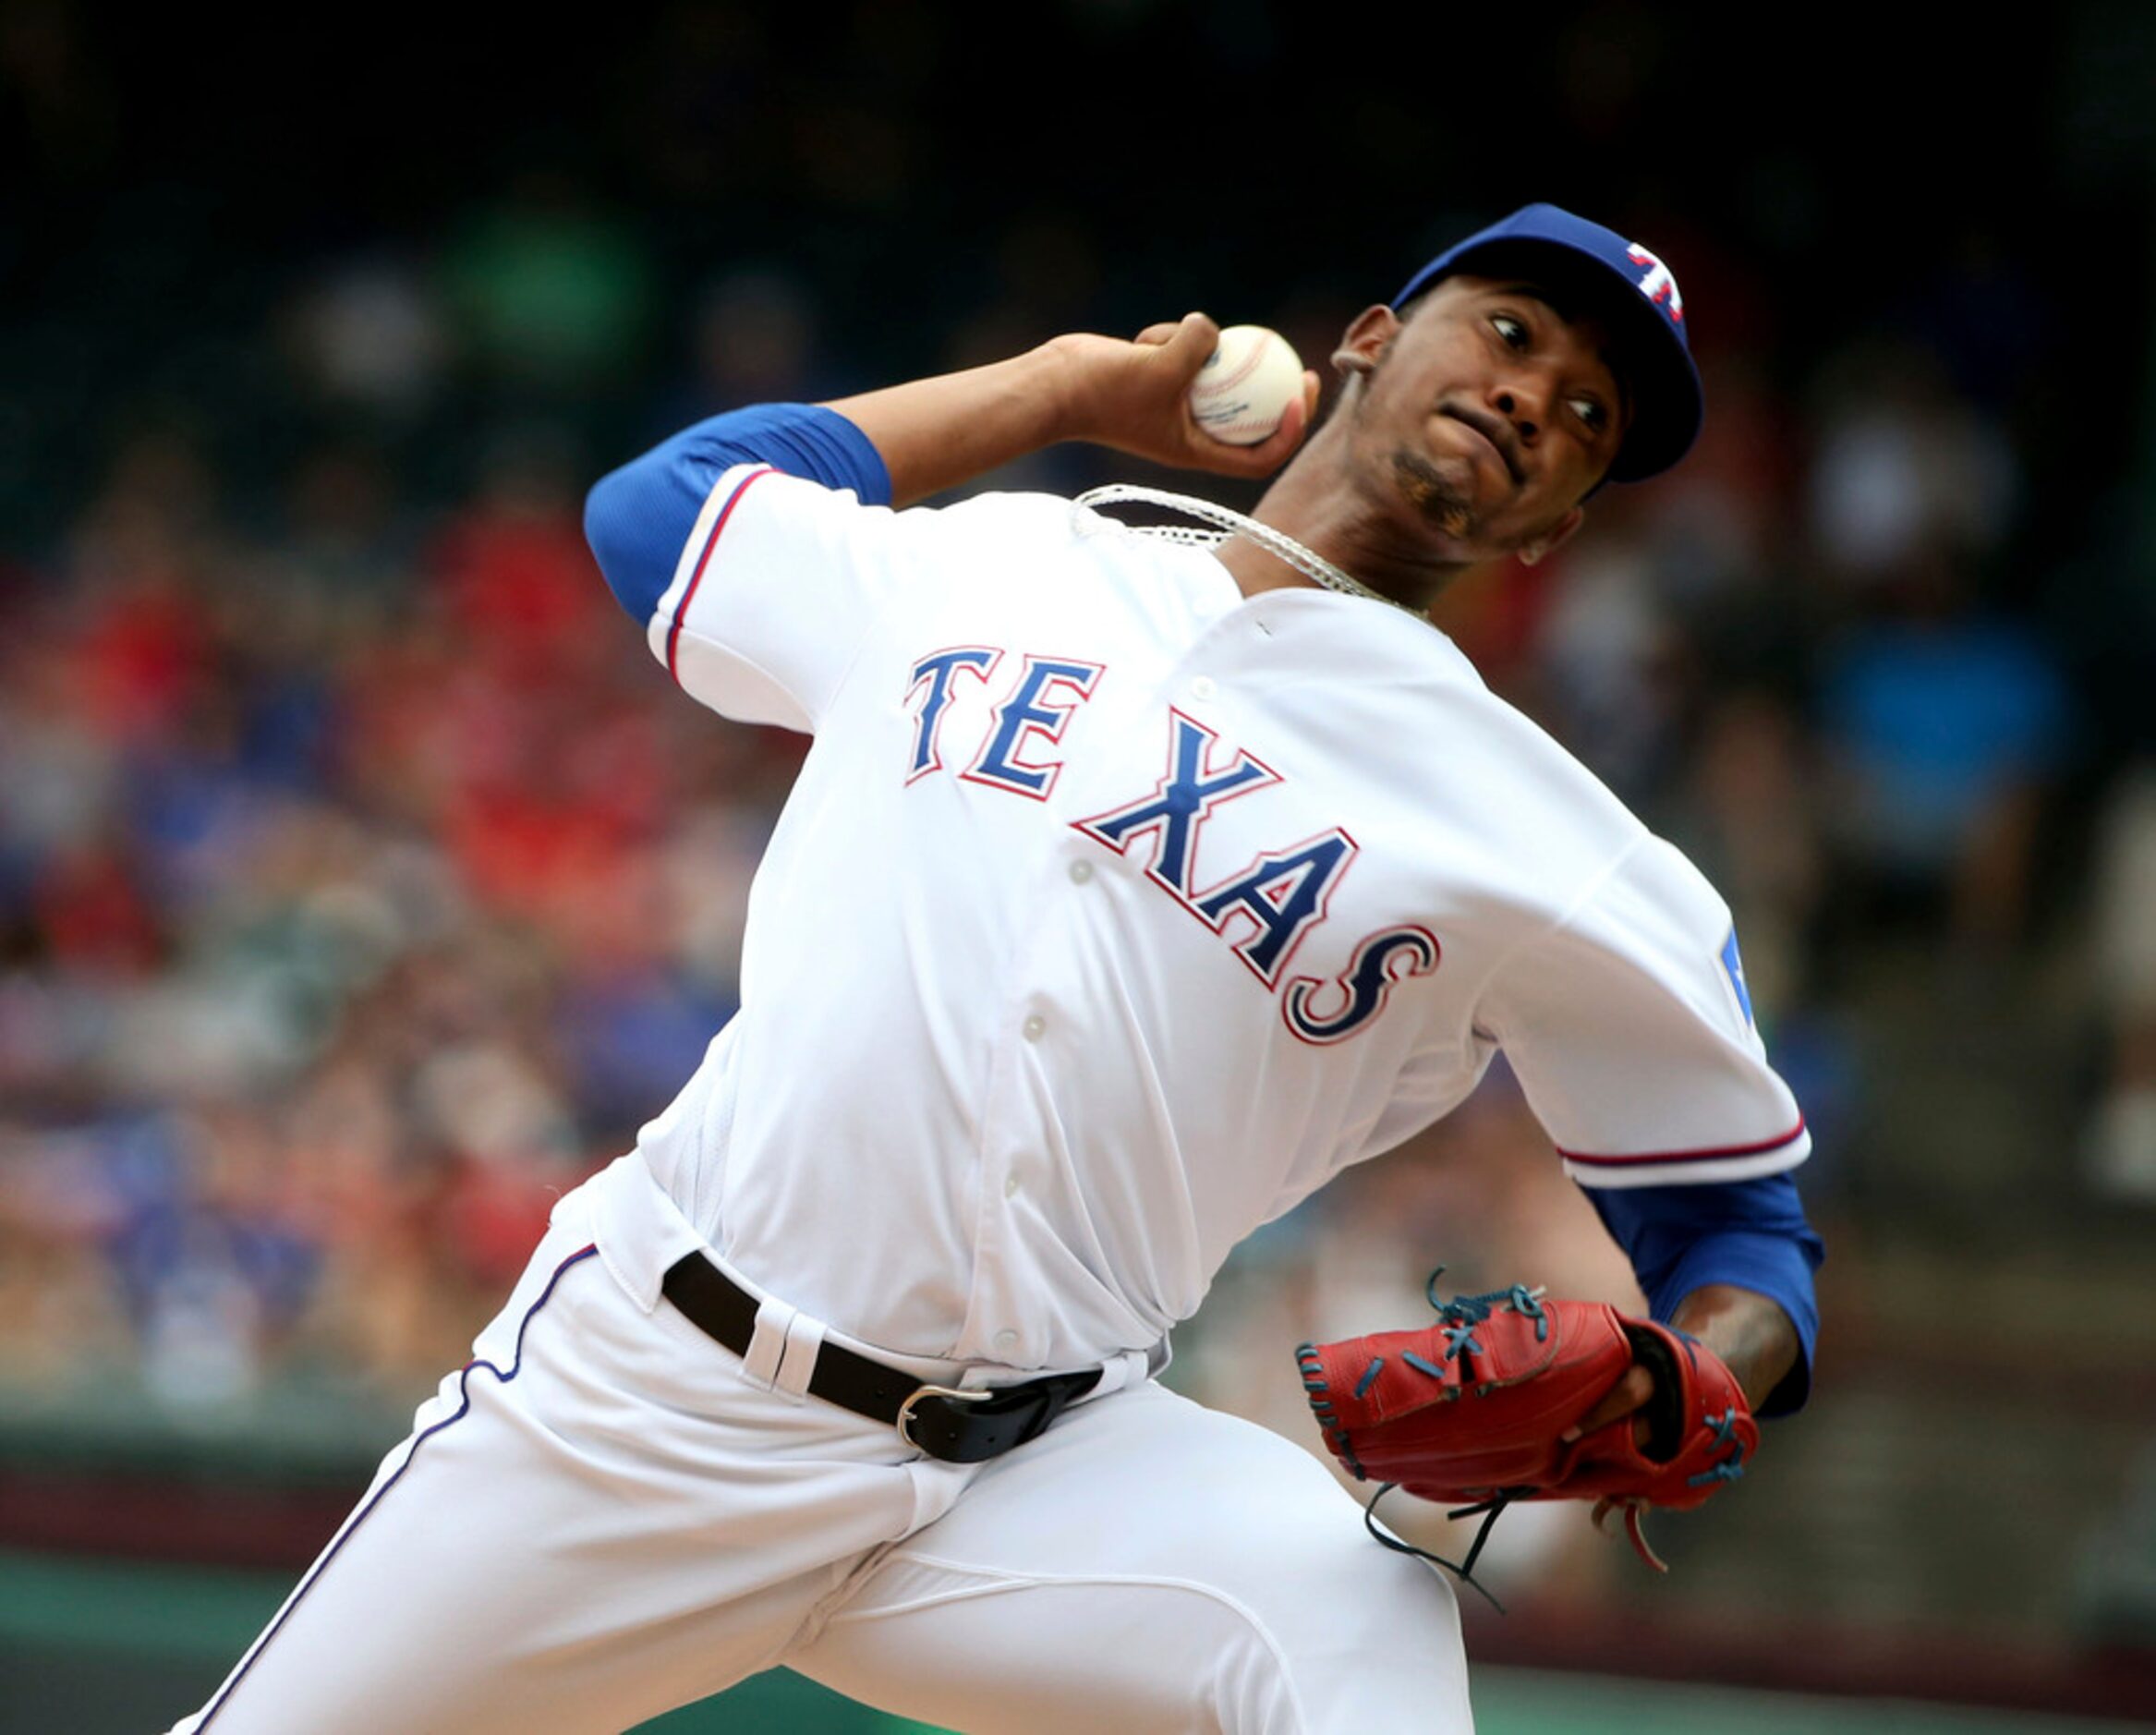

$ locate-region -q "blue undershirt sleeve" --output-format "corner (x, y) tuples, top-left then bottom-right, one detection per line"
(583, 403), (891, 626)
(1585, 1170), (1823, 1418)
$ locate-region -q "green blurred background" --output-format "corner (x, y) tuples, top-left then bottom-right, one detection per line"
(4, 2), (2156, 1729)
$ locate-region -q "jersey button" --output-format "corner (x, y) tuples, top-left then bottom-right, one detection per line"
(1068, 860), (1094, 885)
(1022, 1014), (1046, 1041)
(1004, 1172), (1022, 1198)
(993, 1329), (1020, 1355)
(1190, 675), (1217, 700)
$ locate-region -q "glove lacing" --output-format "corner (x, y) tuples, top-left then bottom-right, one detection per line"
(1351, 1272), (1556, 1611)
(1362, 1482), (1523, 1613)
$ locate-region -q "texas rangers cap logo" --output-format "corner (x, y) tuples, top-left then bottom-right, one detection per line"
(1626, 244), (1683, 324)
(1388, 202), (1704, 483)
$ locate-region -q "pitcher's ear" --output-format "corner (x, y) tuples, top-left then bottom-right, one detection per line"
(1331, 304), (1399, 380)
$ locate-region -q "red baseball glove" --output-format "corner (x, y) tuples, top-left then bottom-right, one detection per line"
(1295, 1277), (1757, 1585)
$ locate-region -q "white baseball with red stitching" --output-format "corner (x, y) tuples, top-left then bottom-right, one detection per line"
(1188, 324), (1302, 445)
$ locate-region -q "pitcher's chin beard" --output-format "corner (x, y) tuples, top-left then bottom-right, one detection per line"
(1390, 450), (1479, 542)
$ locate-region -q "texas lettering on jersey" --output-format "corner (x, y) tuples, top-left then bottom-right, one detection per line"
(903, 649), (1439, 1044)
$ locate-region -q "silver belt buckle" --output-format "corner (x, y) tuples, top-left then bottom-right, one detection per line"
(895, 1382), (991, 1451)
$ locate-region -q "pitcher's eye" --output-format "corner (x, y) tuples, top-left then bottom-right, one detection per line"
(1490, 314), (1529, 350)
(1569, 394), (1609, 434)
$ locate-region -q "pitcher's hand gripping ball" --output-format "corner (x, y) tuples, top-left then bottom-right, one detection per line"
(1295, 1279), (1758, 1582)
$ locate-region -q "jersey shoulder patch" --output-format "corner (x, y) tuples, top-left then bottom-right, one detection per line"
(1720, 927), (1755, 1030)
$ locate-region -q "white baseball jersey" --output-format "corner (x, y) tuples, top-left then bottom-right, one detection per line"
(174, 453), (1797, 1735)
(620, 463), (1808, 1376)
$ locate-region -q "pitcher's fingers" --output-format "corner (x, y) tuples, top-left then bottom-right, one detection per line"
(1157, 311), (1222, 382)
(1564, 1364), (1655, 1444)
(1139, 313), (1219, 368)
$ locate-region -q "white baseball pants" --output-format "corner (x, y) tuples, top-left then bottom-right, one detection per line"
(169, 1180), (1472, 1734)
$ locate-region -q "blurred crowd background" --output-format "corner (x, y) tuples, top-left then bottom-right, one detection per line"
(5, 1), (2156, 1725)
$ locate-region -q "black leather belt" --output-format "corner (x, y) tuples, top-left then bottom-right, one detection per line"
(660, 1251), (1101, 1464)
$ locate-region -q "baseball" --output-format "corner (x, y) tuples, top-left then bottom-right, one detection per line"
(1189, 324), (1304, 445)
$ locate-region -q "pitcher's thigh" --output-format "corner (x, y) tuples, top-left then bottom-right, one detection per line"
(790, 1383), (1474, 1735)
(170, 1236), (913, 1735)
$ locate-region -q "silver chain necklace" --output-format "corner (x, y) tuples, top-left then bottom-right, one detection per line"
(1073, 484), (1423, 619)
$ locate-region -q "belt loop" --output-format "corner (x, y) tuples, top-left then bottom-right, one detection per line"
(774, 1311), (826, 1400)
(1088, 1347), (1152, 1401)
(741, 1296), (794, 1390)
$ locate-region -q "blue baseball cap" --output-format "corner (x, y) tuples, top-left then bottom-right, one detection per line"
(1391, 203), (1702, 483)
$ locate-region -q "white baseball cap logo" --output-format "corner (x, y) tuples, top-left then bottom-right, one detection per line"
(1627, 244), (1684, 324)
